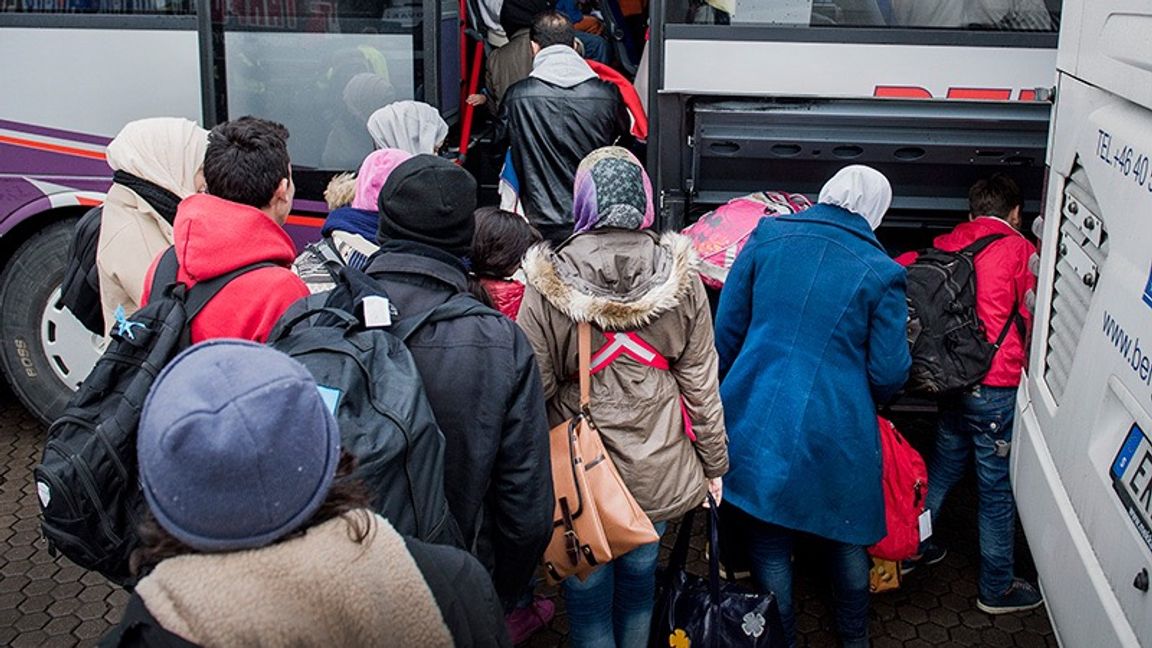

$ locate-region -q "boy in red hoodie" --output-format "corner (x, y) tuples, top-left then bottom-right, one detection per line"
(142, 117), (308, 343)
(896, 175), (1041, 615)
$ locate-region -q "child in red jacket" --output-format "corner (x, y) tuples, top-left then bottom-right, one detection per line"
(471, 207), (542, 320)
(896, 174), (1042, 615)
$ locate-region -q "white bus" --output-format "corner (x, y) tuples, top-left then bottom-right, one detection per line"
(1013, 1), (1152, 645)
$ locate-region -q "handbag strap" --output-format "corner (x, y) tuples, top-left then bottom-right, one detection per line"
(705, 495), (721, 602)
(578, 321), (592, 409)
(665, 493), (722, 603)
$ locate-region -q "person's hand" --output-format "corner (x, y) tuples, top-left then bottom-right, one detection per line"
(703, 477), (723, 507)
(466, 94), (488, 107)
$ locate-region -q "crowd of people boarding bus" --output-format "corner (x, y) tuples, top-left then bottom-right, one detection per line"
(53, 7), (1044, 648)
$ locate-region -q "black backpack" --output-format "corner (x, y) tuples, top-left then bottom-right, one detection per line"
(269, 268), (491, 548)
(36, 248), (272, 585)
(56, 172), (183, 336)
(57, 206), (107, 335)
(905, 235), (1023, 395)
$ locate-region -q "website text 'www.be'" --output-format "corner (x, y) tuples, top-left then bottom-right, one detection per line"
(1103, 310), (1152, 385)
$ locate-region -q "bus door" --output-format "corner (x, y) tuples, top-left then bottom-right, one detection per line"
(648, 0), (1059, 239)
(202, 0), (460, 217)
(1015, 2), (1152, 645)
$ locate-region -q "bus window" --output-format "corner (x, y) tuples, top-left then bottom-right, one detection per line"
(0, 0), (193, 12)
(672, 0), (1058, 30)
(219, 1), (426, 171)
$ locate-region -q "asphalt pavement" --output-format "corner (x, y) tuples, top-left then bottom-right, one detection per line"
(0, 389), (1056, 647)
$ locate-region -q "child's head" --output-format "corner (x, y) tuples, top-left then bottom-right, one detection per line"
(471, 207), (543, 278)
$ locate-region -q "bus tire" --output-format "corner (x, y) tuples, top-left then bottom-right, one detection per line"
(0, 218), (103, 425)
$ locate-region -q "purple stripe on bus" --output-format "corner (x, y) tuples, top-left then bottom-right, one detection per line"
(0, 143), (111, 177)
(0, 192), (57, 238)
(293, 198), (328, 212)
(0, 118), (113, 147)
(0, 178), (49, 222)
(285, 223), (324, 254)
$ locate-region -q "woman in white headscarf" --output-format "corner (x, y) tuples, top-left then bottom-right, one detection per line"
(713, 165), (911, 648)
(367, 101), (449, 155)
(97, 117), (208, 334)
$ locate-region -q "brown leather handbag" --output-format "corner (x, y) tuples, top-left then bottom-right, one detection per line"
(543, 323), (660, 583)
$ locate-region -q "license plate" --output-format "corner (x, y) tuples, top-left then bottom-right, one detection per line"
(1110, 424), (1152, 553)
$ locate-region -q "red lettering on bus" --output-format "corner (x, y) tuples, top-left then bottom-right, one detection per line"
(874, 86), (933, 99)
(946, 87), (1013, 100)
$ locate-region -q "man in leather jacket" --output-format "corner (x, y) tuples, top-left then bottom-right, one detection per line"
(497, 11), (631, 246)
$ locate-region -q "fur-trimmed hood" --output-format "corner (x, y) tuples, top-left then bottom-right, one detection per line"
(522, 229), (699, 330)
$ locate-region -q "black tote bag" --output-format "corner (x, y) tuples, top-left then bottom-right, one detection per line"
(651, 496), (786, 648)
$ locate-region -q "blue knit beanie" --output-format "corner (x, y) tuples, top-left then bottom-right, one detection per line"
(137, 340), (341, 553)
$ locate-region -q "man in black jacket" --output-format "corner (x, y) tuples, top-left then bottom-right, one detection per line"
(498, 11), (631, 245)
(365, 155), (553, 612)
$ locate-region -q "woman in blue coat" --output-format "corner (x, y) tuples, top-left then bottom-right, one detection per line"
(715, 165), (911, 648)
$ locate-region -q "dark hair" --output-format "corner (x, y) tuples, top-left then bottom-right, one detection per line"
(531, 11), (575, 50)
(968, 174), (1021, 220)
(471, 207), (543, 278)
(130, 450), (373, 577)
(203, 116), (291, 209)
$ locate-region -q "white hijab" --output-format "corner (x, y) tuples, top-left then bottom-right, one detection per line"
(366, 101), (449, 155)
(817, 165), (892, 230)
(105, 117), (208, 198)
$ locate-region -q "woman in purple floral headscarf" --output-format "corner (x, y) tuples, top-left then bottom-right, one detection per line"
(517, 147), (729, 648)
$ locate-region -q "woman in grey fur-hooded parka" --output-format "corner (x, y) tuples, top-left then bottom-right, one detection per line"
(517, 147), (729, 525)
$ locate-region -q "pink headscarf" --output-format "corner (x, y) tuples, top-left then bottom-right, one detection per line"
(351, 149), (413, 211)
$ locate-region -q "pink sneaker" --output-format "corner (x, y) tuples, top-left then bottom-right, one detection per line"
(505, 597), (556, 645)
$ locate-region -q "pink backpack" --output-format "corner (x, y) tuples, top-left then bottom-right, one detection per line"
(870, 417), (929, 561)
(682, 191), (812, 289)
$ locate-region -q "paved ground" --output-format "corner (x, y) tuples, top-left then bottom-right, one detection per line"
(0, 389), (1056, 647)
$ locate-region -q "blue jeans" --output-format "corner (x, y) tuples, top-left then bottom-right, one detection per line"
(576, 31), (611, 63)
(746, 519), (871, 648)
(563, 522), (667, 648)
(925, 384), (1017, 601)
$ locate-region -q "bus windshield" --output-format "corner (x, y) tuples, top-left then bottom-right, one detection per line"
(668, 0), (1059, 30)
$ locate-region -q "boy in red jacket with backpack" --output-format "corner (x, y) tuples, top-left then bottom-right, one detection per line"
(895, 175), (1041, 614)
(141, 117), (308, 343)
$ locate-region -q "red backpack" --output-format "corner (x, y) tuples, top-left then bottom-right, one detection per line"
(870, 417), (929, 561)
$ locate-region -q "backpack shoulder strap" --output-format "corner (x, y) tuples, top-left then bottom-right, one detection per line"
(183, 260), (278, 320)
(149, 247), (181, 297)
(958, 234), (1007, 258)
(390, 294), (499, 342)
(992, 300), (1026, 350)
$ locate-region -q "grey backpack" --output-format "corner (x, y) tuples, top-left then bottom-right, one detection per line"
(268, 268), (490, 547)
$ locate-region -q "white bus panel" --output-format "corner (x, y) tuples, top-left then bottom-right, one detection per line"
(1057, 1), (1152, 113)
(1015, 69), (1152, 647)
(0, 28), (200, 138)
(662, 39), (1056, 100)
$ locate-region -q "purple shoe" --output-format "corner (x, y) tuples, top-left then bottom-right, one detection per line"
(505, 596), (556, 645)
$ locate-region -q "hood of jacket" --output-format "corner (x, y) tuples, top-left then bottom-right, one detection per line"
(136, 514), (453, 647)
(530, 45), (598, 88)
(173, 193), (298, 284)
(931, 215), (1025, 251)
(522, 229), (698, 330)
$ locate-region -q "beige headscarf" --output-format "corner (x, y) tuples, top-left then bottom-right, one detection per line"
(105, 118), (208, 198)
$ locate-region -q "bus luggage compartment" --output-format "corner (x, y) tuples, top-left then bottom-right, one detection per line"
(687, 97), (1050, 228)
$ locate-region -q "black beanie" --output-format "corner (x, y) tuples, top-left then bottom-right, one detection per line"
(378, 155), (478, 256)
